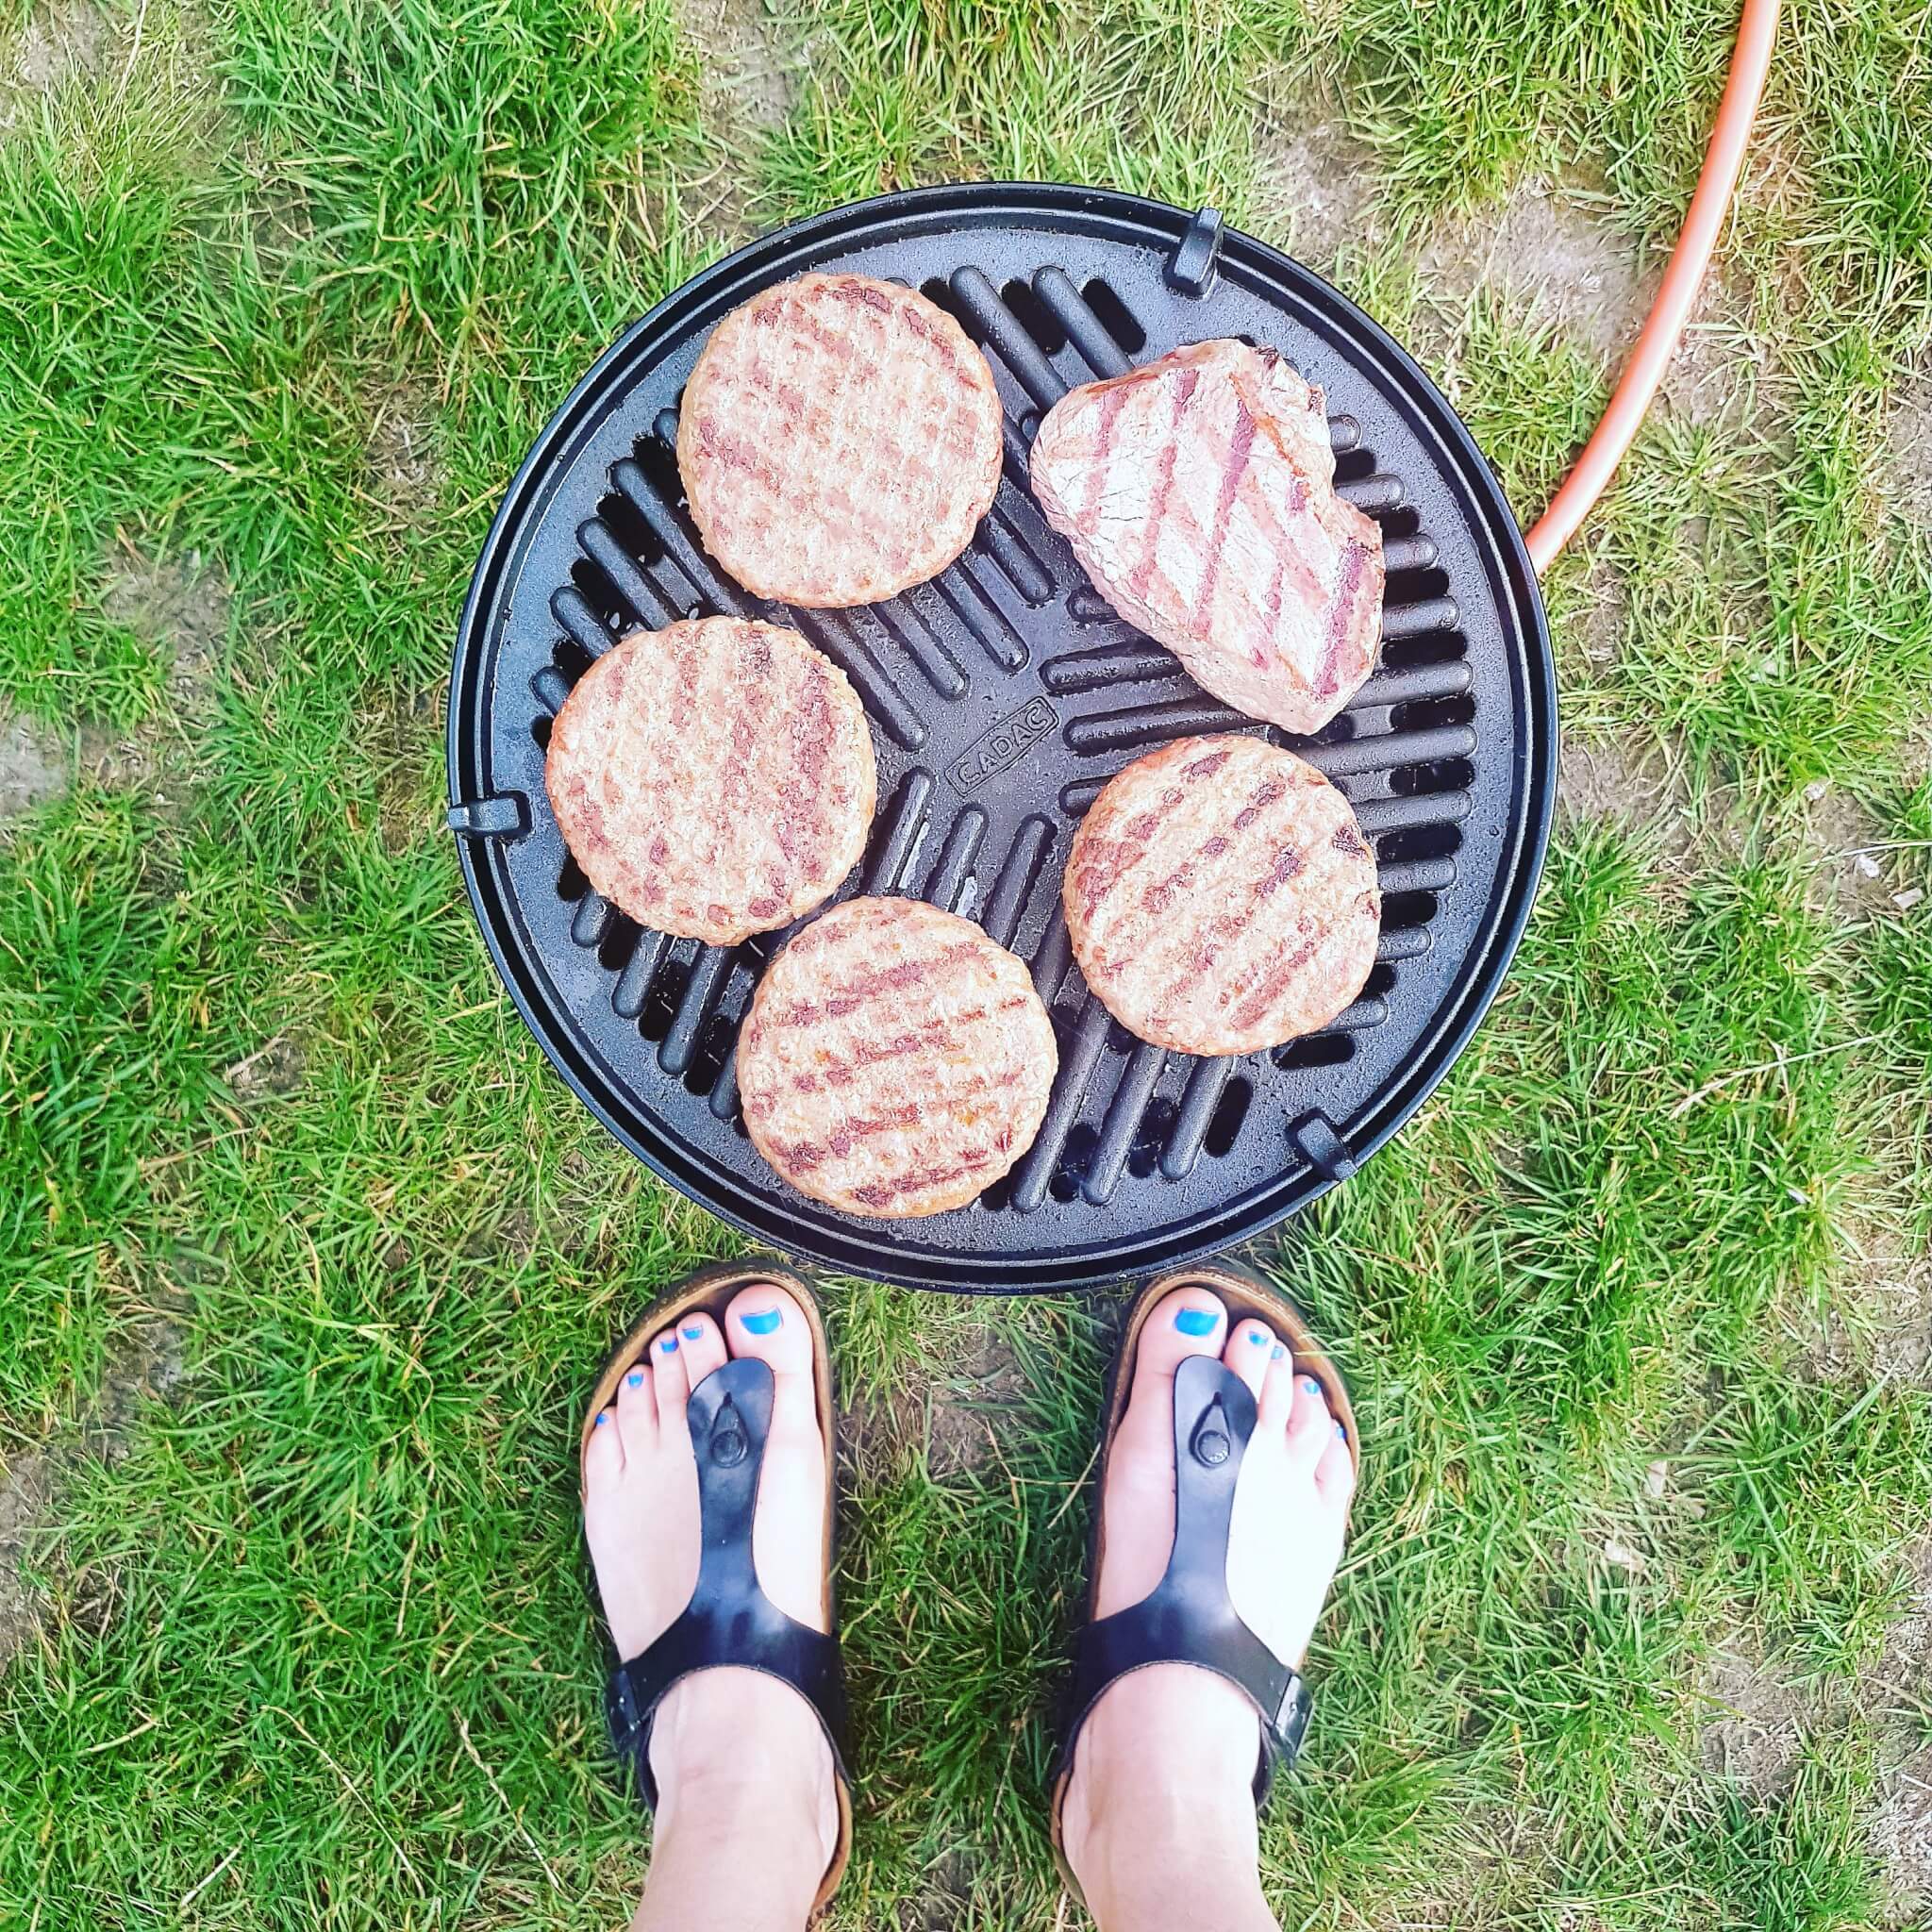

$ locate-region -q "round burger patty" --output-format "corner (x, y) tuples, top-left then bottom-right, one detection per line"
(737, 896), (1058, 1218)
(1065, 735), (1380, 1056)
(676, 274), (1004, 608)
(544, 617), (875, 947)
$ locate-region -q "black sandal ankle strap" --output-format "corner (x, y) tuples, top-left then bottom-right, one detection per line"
(1058, 1353), (1312, 1808)
(604, 1356), (847, 1809)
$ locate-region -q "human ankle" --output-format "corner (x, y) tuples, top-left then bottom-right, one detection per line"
(1063, 1667), (1263, 1904)
(640, 1784), (827, 1932)
(1072, 1776), (1270, 1932)
(647, 1670), (839, 1877)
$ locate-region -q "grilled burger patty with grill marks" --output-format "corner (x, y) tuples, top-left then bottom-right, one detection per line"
(1065, 735), (1380, 1056)
(737, 896), (1058, 1218)
(677, 274), (1005, 608)
(1029, 339), (1384, 736)
(544, 617), (875, 948)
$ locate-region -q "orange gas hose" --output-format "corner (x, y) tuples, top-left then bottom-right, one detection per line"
(1524, 0), (1780, 575)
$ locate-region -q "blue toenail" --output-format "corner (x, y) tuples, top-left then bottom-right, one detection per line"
(1174, 1308), (1217, 1337)
(593, 1412), (608, 1426)
(1336, 1421), (1346, 1439)
(682, 1325), (703, 1340)
(741, 1308), (782, 1335)
(1271, 1343), (1286, 1359)
(626, 1371), (644, 1387)
(660, 1336), (678, 1354)
(1247, 1329), (1267, 1345)
(1304, 1377), (1321, 1394)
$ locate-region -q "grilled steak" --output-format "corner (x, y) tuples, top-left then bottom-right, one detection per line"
(544, 617), (875, 947)
(1029, 339), (1384, 735)
(1065, 735), (1379, 1055)
(737, 896), (1058, 1218)
(678, 274), (1005, 608)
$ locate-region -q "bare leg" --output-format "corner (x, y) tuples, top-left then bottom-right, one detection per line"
(627, 1672), (833, 1932)
(1060, 1286), (1357, 1932)
(584, 1288), (840, 1932)
(1064, 1670), (1279, 1932)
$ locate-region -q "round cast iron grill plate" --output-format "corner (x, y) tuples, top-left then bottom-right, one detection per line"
(447, 184), (1556, 1292)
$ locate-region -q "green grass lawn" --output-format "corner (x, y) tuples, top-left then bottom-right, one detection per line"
(3, 1), (1930, 1925)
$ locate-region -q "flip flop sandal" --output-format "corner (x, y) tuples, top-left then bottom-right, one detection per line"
(579, 1257), (853, 1916)
(1049, 1258), (1360, 1903)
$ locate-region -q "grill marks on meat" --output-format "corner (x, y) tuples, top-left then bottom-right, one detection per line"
(738, 897), (1058, 1218)
(678, 274), (1005, 608)
(1064, 735), (1380, 1056)
(544, 618), (875, 948)
(1029, 339), (1385, 735)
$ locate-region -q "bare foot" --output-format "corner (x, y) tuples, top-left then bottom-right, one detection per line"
(583, 1284), (839, 1916)
(1061, 1284), (1356, 1928)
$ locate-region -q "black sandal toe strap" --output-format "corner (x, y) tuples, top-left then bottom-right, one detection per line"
(604, 1356), (846, 1809)
(1061, 1353), (1312, 1808)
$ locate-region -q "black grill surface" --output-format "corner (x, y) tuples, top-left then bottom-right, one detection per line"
(447, 184), (1556, 1291)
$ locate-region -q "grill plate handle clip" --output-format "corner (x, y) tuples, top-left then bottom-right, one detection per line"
(447, 791), (530, 841)
(1167, 207), (1224, 297)
(1291, 1111), (1357, 1185)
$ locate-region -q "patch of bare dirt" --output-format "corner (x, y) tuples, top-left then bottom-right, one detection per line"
(1559, 749), (1922, 927)
(1357, 1803), (1611, 1930)
(0, 710), (67, 821)
(1252, 114), (1379, 273)
(1557, 735), (1695, 854)
(1417, 181), (1768, 432)
(1663, 263), (1776, 430)
(0, 1288), (188, 1672)
(1807, 1226), (1932, 1390)
(12, 546), (246, 814)
(1886, 372), (1932, 538)
(1868, 1541), (1932, 1922)
(0, 0), (112, 130)
(677, 0), (802, 242)
(685, 0), (793, 134)
(1551, 731), (1921, 919)
(925, 1329), (1026, 1477)
(365, 389), (441, 524)
(1243, 90), (1789, 474)
(895, 1846), (977, 1930)
(1699, 1640), (1833, 1799)
(1874, 1746), (1932, 1925)
(1794, 781), (1919, 922)
(101, 542), (229, 707)
(83, 543), (232, 796)
(1423, 180), (1654, 367)
(0, 1449), (54, 1671)
(841, 1324), (1028, 1481)
(224, 1033), (306, 1103)
(1248, 85), (1783, 434)
(1568, 563), (1630, 673)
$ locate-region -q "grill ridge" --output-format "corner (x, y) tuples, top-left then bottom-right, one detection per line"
(449, 185), (1553, 1290)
